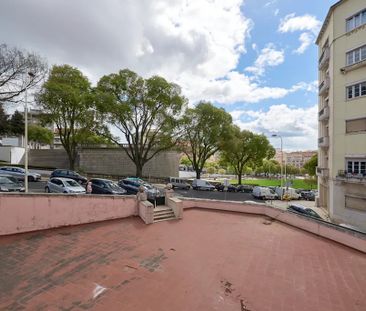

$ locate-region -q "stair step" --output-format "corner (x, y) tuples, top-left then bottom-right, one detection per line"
(154, 210), (175, 216)
(154, 213), (175, 220)
(154, 207), (171, 212)
(153, 216), (177, 223)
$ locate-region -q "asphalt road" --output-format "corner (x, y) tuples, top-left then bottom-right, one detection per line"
(29, 181), (47, 193)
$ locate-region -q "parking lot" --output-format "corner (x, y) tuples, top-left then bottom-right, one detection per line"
(174, 187), (262, 202)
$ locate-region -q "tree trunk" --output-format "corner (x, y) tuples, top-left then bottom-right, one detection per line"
(135, 163), (143, 177)
(196, 169), (201, 179)
(67, 150), (76, 170)
(238, 173), (242, 185)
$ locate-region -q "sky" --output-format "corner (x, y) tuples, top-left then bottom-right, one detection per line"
(0, 0), (337, 151)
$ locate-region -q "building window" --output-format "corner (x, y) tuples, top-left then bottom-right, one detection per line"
(346, 45), (366, 65)
(346, 159), (366, 175)
(346, 118), (366, 133)
(346, 81), (366, 99)
(346, 9), (366, 32)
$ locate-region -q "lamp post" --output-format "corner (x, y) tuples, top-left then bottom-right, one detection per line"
(272, 134), (284, 193)
(24, 72), (35, 193)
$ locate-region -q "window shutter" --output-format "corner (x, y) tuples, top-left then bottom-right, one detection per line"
(346, 118), (366, 133)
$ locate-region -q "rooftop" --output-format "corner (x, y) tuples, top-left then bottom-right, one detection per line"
(0, 209), (365, 311)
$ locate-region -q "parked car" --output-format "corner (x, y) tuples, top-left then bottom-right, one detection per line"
(236, 184), (254, 193)
(192, 179), (215, 191)
(89, 178), (127, 195)
(252, 186), (279, 200)
(0, 176), (25, 192)
(50, 169), (87, 184)
(118, 178), (163, 201)
(0, 166), (41, 182)
(275, 187), (301, 200)
(45, 177), (86, 194)
(287, 204), (322, 219)
(215, 183), (237, 192)
(300, 190), (316, 201)
(167, 177), (190, 190)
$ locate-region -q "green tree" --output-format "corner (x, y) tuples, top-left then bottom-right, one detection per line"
(180, 155), (192, 166)
(304, 154), (318, 176)
(179, 102), (233, 179)
(37, 65), (96, 169)
(221, 126), (275, 184)
(28, 124), (53, 145)
(0, 44), (47, 104)
(96, 69), (187, 177)
(0, 105), (9, 135)
(9, 110), (24, 135)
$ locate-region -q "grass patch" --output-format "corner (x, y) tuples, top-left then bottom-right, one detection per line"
(228, 178), (317, 190)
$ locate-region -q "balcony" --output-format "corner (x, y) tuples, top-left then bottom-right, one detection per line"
(318, 106), (330, 121)
(318, 136), (329, 148)
(319, 77), (330, 97)
(319, 47), (330, 70)
(316, 167), (329, 178)
(336, 170), (366, 184)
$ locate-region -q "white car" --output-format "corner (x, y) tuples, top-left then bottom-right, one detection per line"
(192, 179), (215, 191)
(252, 186), (279, 200)
(275, 187), (301, 200)
(0, 166), (41, 182)
(45, 177), (86, 194)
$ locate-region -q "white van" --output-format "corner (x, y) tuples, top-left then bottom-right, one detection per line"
(168, 177), (190, 190)
(192, 179), (215, 191)
(275, 187), (301, 200)
(252, 186), (279, 200)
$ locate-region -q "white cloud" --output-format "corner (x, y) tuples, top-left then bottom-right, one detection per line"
(232, 104), (318, 150)
(274, 9), (280, 16)
(278, 13), (321, 35)
(278, 13), (321, 55)
(264, 0), (277, 8)
(245, 43), (284, 76)
(294, 32), (313, 54)
(184, 72), (317, 104)
(0, 0), (316, 106)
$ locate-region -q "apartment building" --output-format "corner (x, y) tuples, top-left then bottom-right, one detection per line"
(316, 0), (366, 231)
(286, 151), (317, 169)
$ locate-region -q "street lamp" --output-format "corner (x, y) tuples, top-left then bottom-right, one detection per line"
(272, 134), (284, 192)
(24, 72), (35, 193)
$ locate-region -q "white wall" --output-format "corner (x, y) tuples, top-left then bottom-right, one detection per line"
(0, 146), (25, 164)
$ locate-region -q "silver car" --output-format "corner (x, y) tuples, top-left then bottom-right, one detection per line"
(45, 177), (86, 194)
(0, 166), (41, 182)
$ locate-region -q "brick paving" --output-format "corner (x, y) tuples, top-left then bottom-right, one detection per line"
(0, 209), (365, 311)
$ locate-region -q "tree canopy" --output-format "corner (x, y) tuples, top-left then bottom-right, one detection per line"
(304, 154), (318, 176)
(28, 124), (53, 145)
(220, 126), (275, 184)
(179, 101), (233, 179)
(96, 69), (187, 177)
(37, 64), (97, 169)
(0, 44), (47, 104)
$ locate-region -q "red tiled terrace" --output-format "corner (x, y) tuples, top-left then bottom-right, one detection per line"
(0, 209), (365, 311)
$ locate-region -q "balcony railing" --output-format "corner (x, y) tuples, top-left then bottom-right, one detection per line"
(316, 167), (329, 178)
(319, 77), (330, 96)
(318, 106), (330, 121)
(319, 47), (330, 70)
(337, 170), (366, 183)
(318, 136), (329, 148)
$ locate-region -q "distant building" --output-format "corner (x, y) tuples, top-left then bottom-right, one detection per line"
(316, 0), (366, 231)
(273, 149), (316, 168)
(286, 151), (317, 169)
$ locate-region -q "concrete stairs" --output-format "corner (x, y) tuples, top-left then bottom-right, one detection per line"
(153, 206), (176, 223)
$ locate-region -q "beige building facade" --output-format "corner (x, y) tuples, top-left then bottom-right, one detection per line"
(316, 0), (366, 231)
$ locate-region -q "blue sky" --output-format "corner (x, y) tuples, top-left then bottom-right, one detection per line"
(0, 0), (338, 151)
